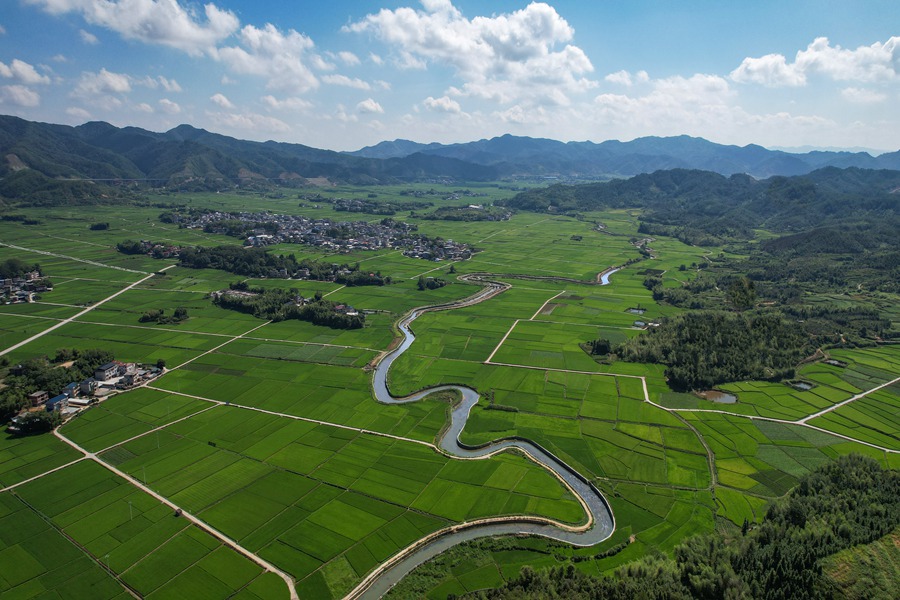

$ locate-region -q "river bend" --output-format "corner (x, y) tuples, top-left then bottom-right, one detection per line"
(350, 275), (617, 598)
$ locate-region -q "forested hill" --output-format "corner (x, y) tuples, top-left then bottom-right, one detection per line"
(0, 115), (500, 196)
(350, 134), (900, 179)
(499, 167), (900, 242)
(471, 455), (899, 600)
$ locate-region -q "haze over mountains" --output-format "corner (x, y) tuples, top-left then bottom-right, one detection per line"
(2, 115), (900, 190)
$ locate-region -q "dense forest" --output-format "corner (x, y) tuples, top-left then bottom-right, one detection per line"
(470, 455), (899, 600)
(615, 311), (811, 391)
(501, 168), (900, 239)
(212, 284), (364, 329)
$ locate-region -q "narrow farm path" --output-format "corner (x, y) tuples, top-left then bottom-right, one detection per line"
(0, 242), (149, 274)
(0, 266), (174, 358)
(52, 429), (300, 600)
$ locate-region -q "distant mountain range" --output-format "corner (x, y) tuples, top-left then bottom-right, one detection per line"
(2, 115), (900, 198)
(349, 134), (900, 179)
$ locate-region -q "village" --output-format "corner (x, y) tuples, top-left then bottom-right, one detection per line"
(0, 270), (53, 304)
(160, 209), (474, 261)
(5, 360), (164, 434)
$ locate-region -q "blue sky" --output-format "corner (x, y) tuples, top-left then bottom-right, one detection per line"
(0, 1), (898, 151)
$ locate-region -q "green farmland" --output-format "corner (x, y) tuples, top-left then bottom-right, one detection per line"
(1, 185), (897, 599)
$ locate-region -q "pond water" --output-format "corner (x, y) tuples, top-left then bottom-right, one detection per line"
(698, 390), (738, 404)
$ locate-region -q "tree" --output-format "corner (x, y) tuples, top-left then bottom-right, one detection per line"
(156, 359), (166, 369)
(728, 276), (756, 311)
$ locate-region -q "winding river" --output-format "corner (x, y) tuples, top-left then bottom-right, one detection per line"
(348, 274), (618, 599)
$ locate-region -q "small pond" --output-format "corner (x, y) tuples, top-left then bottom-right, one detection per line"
(697, 390), (738, 404)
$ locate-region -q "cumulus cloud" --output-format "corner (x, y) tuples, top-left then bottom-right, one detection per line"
(730, 53), (806, 86)
(346, 1), (595, 106)
(261, 95), (312, 111)
(356, 98), (384, 114)
(26, 0), (239, 56)
(423, 95), (461, 113)
(210, 92), (234, 108)
(322, 74), (371, 90)
(52, 54), (68, 63)
(79, 29), (98, 45)
(158, 98), (181, 114)
(369, 52), (384, 65)
(604, 69), (649, 86)
(136, 102), (154, 112)
(732, 36), (900, 86)
(216, 23), (319, 93)
(207, 110), (290, 133)
(840, 87), (887, 104)
(73, 68), (131, 96)
(0, 59), (51, 85)
(587, 71), (837, 146)
(0, 85), (40, 107)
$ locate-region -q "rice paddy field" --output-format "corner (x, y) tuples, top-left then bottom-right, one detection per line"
(1, 185), (897, 598)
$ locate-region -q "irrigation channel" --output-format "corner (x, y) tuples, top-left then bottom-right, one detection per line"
(349, 272), (619, 599)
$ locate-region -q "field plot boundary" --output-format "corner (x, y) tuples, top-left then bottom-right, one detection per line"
(0, 242), (149, 274)
(0, 266), (174, 358)
(52, 428), (300, 600)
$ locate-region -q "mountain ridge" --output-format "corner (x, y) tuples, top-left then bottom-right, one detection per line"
(2, 115), (900, 191)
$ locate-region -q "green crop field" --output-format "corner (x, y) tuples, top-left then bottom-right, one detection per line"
(1, 185), (897, 599)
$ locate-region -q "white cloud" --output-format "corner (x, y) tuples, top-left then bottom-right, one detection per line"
(79, 29), (98, 45)
(221, 75), (236, 85)
(135, 102), (154, 113)
(423, 95), (461, 113)
(157, 76), (181, 92)
(732, 36), (900, 87)
(356, 98), (384, 114)
(52, 54), (68, 63)
(65, 106), (91, 119)
(137, 75), (182, 92)
(730, 53), (805, 87)
(336, 51), (360, 66)
(0, 59), (51, 85)
(210, 92), (234, 108)
(207, 110), (290, 133)
(158, 98), (181, 114)
(322, 74), (371, 90)
(0, 24), (6, 35)
(261, 95), (312, 111)
(346, 1), (596, 107)
(0, 85), (40, 107)
(26, 0), (239, 56)
(216, 23), (319, 93)
(840, 87), (887, 104)
(369, 52), (384, 65)
(73, 68), (131, 96)
(334, 104), (358, 123)
(604, 69), (649, 87)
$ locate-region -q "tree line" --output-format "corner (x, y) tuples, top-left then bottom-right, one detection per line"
(468, 454), (899, 600)
(213, 284), (364, 329)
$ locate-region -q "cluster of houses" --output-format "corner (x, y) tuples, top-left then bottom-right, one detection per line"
(164, 209), (475, 261)
(11, 361), (163, 422)
(0, 271), (52, 304)
(402, 238), (473, 262)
